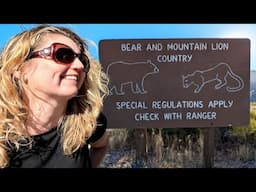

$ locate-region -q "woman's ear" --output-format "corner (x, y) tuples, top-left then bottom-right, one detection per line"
(13, 70), (21, 80)
(13, 71), (28, 83)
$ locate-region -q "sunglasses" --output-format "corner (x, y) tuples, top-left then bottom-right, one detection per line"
(27, 43), (90, 73)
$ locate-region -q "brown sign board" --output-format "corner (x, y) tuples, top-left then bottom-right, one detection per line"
(99, 39), (250, 128)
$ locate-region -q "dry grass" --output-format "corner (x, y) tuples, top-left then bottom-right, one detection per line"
(101, 104), (256, 168)
(101, 126), (256, 168)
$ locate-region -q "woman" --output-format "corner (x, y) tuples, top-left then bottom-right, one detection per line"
(0, 24), (109, 168)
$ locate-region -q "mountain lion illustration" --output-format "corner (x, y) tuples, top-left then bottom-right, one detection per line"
(182, 62), (244, 93)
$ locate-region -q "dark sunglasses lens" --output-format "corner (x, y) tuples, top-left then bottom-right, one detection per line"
(55, 48), (75, 64)
(79, 54), (90, 70)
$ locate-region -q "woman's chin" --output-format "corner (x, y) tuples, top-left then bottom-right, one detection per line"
(59, 91), (79, 100)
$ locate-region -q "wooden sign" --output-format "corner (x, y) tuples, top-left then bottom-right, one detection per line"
(99, 39), (250, 128)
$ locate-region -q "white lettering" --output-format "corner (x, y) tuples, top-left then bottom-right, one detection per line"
(116, 101), (148, 109)
(146, 43), (163, 51)
(135, 113), (159, 121)
(186, 112), (217, 120)
(152, 100), (204, 109)
(208, 100), (233, 108)
(121, 43), (142, 52)
(211, 42), (229, 51)
(166, 42), (208, 51)
(157, 54), (192, 63)
(163, 112), (182, 120)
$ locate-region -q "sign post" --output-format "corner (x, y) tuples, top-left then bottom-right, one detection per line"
(203, 127), (215, 168)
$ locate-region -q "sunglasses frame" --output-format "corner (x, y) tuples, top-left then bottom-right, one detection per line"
(27, 43), (90, 73)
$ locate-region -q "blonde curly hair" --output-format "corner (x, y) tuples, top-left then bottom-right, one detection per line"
(0, 24), (109, 168)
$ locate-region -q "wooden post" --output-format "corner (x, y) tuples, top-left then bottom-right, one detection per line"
(135, 128), (148, 163)
(203, 127), (215, 168)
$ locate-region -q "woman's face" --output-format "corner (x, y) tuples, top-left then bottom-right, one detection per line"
(23, 33), (86, 101)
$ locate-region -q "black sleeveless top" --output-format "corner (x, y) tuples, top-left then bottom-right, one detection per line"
(8, 113), (107, 168)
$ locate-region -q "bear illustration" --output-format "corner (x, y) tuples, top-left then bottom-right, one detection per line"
(106, 60), (159, 95)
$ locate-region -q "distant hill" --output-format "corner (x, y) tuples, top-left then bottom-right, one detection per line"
(251, 71), (256, 102)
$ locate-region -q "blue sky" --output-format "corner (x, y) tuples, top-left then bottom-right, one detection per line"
(0, 24), (255, 70)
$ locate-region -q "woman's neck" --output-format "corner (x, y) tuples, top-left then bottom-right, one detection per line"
(25, 97), (67, 136)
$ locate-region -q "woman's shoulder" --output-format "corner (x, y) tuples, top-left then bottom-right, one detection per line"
(87, 112), (107, 143)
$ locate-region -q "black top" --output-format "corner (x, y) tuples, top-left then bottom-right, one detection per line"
(8, 113), (107, 168)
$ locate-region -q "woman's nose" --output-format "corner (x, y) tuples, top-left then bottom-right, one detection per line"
(70, 58), (85, 71)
